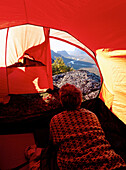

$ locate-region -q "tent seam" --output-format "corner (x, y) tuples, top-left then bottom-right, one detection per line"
(23, 0), (28, 23)
(5, 28), (10, 94)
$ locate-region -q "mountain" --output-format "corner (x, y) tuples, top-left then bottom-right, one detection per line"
(51, 50), (95, 70)
(57, 50), (70, 57)
(68, 48), (95, 64)
(68, 48), (87, 56)
(51, 50), (63, 61)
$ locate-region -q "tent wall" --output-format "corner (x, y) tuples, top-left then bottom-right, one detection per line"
(7, 66), (49, 94)
(0, 68), (9, 103)
(96, 49), (126, 124)
(6, 25), (45, 66)
(0, 29), (9, 102)
(0, 25), (53, 100)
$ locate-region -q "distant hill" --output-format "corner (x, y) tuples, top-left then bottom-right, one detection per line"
(51, 50), (63, 61)
(57, 50), (70, 57)
(68, 48), (95, 64)
(51, 50), (95, 70)
(68, 48), (87, 56)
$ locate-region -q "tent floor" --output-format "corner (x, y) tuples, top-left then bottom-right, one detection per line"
(0, 98), (126, 163)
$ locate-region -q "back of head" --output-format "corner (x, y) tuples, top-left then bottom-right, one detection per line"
(59, 83), (82, 110)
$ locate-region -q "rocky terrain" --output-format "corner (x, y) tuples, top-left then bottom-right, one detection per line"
(53, 69), (101, 101)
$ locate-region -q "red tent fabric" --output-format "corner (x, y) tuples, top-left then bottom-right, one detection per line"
(0, 0), (126, 52)
(0, 0), (126, 121)
(0, 25), (53, 100)
(0, 1), (126, 169)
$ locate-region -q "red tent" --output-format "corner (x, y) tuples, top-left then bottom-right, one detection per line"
(0, 0), (126, 50)
(0, 0), (126, 169)
(0, 0), (125, 123)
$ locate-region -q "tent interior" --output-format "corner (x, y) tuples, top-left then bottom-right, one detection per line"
(0, 0), (126, 169)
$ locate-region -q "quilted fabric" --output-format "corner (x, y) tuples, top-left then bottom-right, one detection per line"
(50, 108), (126, 169)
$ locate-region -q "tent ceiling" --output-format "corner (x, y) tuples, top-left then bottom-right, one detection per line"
(0, 0), (126, 53)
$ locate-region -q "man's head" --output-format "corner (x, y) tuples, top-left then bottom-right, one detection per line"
(59, 83), (82, 110)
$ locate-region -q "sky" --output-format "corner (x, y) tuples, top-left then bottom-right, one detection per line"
(50, 38), (75, 52)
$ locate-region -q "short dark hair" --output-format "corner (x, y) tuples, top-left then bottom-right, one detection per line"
(59, 83), (82, 110)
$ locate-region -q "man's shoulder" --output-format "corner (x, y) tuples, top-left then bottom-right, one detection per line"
(81, 108), (95, 114)
(50, 111), (66, 123)
(80, 108), (99, 119)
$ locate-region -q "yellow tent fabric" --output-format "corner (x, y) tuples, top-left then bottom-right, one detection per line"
(99, 82), (114, 110)
(96, 49), (126, 124)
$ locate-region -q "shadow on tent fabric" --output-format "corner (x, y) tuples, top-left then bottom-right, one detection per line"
(7, 67), (39, 94)
(81, 98), (126, 162)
